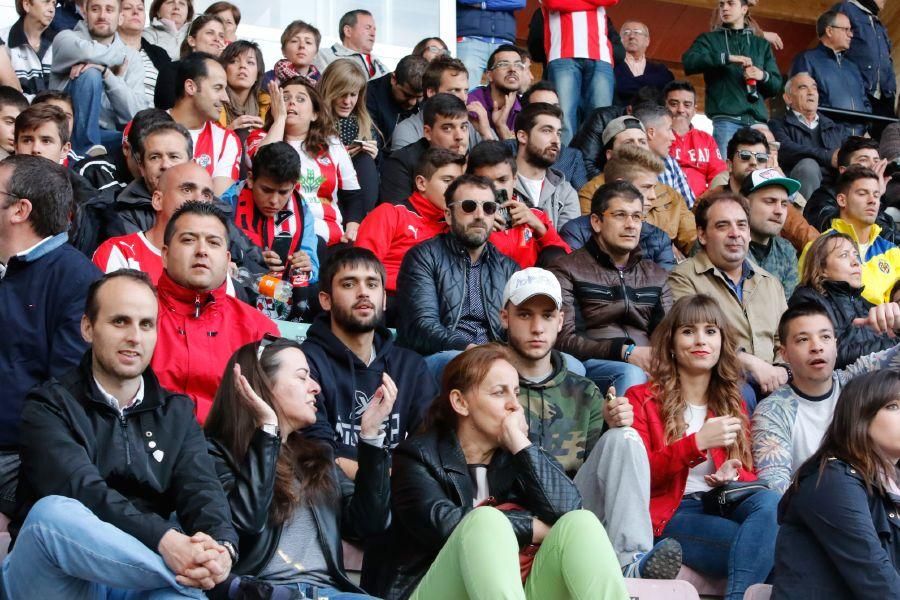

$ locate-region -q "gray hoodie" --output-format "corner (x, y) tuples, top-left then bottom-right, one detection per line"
(514, 167), (580, 229)
(50, 21), (150, 129)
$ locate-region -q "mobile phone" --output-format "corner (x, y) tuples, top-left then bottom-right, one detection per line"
(495, 188), (512, 230)
(271, 234), (293, 265)
(349, 139), (365, 148)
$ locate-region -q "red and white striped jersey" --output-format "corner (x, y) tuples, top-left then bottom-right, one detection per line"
(542, 0), (617, 63)
(92, 232), (163, 283)
(189, 120), (241, 182)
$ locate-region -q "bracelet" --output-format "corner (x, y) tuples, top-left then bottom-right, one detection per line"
(623, 343), (636, 363)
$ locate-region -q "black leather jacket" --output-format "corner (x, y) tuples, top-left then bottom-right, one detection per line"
(569, 105), (627, 179)
(206, 430), (391, 590)
(378, 429), (581, 600)
(396, 233), (518, 355)
(789, 282), (896, 369)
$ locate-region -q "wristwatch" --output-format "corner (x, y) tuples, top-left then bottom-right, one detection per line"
(219, 540), (238, 563)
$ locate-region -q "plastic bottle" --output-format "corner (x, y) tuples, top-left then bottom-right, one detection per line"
(234, 268), (292, 303)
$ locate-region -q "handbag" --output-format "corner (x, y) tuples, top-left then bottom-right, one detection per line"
(701, 481), (769, 517)
(477, 497), (540, 583)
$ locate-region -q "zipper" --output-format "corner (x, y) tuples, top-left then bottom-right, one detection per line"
(617, 269), (630, 338)
(119, 414), (132, 465)
(718, 483), (766, 504)
(194, 294), (201, 318)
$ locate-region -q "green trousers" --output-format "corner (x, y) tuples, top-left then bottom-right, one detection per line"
(409, 507), (629, 600)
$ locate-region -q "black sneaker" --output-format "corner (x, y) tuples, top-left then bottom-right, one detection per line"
(625, 537), (683, 580)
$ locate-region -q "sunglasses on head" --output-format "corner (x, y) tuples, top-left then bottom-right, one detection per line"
(453, 199), (499, 215)
(736, 150), (769, 163)
(256, 332), (282, 361)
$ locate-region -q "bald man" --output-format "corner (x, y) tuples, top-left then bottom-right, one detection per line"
(93, 162), (216, 284)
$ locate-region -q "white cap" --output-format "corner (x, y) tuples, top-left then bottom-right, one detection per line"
(502, 268), (562, 310)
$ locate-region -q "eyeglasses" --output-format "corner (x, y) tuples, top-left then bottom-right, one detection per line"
(829, 25), (853, 33)
(736, 150), (769, 163)
(452, 199), (499, 215)
(256, 332), (281, 360)
(425, 45), (450, 56)
(491, 60), (525, 71)
(621, 29), (649, 37)
(0, 189), (19, 202)
(604, 210), (645, 223)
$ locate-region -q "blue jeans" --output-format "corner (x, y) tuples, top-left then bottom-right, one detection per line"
(658, 491), (779, 600)
(456, 37), (504, 91)
(1, 495), (204, 600)
(582, 359), (647, 396)
(424, 350), (586, 386)
(711, 118), (753, 161)
(546, 58), (615, 144)
(66, 67), (122, 156)
(294, 583), (375, 599)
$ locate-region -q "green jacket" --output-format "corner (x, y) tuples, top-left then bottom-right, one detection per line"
(517, 350), (605, 476)
(682, 26), (782, 124)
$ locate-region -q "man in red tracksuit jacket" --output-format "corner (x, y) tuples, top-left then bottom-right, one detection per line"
(151, 200), (278, 423)
(665, 81), (728, 199)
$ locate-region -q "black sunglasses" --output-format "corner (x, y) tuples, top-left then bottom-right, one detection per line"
(256, 332), (282, 360)
(736, 150), (769, 163)
(453, 199), (499, 215)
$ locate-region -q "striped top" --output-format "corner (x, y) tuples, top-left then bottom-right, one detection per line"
(543, 4), (614, 63)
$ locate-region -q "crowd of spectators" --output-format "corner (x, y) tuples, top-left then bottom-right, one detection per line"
(1, 0), (900, 598)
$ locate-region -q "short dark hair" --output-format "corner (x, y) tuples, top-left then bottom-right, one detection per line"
(85, 270), (157, 324)
(15, 104), (69, 146)
(163, 200), (230, 246)
(632, 103), (670, 129)
(206, 1), (241, 25)
(31, 89), (73, 111)
(176, 52), (218, 101)
(777, 301), (834, 348)
(662, 80), (696, 99)
(251, 142), (302, 183)
(726, 127), (769, 161)
(816, 9), (842, 38)
(444, 173), (496, 207)
(0, 154), (72, 237)
(628, 86), (662, 108)
(423, 93), (468, 128)
(149, 0), (194, 21)
(514, 102), (563, 135)
(486, 44), (524, 70)
(127, 108), (174, 155)
(319, 246), (385, 296)
(281, 20), (321, 50)
(415, 147), (466, 179)
(339, 9), (372, 41)
(180, 14), (225, 59)
(411, 37), (448, 58)
(836, 165), (880, 196)
(521, 80), (558, 107)
(134, 120), (193, 164)
(422, 56), (467, 95)
(694, 190), (750, 231)
(466, 140), (517, 176)
(590, 181), (643, 217)
(0, 86), (28, 112)
(837, 136), (880, 167)
(394, 54), (428, 91)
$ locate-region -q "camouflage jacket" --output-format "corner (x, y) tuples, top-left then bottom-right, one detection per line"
(749, 236), (799, 301)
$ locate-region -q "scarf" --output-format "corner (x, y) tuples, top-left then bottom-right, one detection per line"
(224, 88), (260, 126)
(273, 59), (321, 86)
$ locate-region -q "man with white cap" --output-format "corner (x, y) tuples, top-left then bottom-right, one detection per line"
(742, 168), (802, 299)
(501, 266), (683, 580)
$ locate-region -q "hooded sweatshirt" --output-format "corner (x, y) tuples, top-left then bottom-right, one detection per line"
(517, 350), (605, 475)
(301, 315), (437, 459)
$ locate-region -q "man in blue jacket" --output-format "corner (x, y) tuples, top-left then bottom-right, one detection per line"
(0, 154), (100, 514)
(456, 0), (526, 91)
(302, 247), (436, 481)
(790, 9), (870, 135)
(835, 0), (895, 118)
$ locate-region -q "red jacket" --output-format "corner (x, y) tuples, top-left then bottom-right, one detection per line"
(670, 128), (727, 198)
(355, 192), (448, 293)
(627, 382), (757, 536)
(489, 208), (571, 269)
(151, 271), (278, 423)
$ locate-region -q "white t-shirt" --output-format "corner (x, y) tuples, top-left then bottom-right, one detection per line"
(684, 403), (714, 495)
(792, 384), (840, 471)
(518, 174), (544, 205)
(188, 121), (241, 182)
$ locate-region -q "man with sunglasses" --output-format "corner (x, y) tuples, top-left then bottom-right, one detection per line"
(549, 180), (672, 398)
(0, 155), (101, 515)
(466, 44), (524, 141)
(396, 173), (518, 380)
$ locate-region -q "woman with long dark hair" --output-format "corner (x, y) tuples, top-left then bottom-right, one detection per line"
(382, 344), (627, 600)
(629, 294), (779, 600)
(774, 369), (900, 598)
(206, 337), (394, 599)
(246, 78), (364, 248)
(219, 40), (269, 131)
(154, 14), (228, 109)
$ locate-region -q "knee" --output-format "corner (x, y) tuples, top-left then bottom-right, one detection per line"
(747, 489), (780, 516)
(552, 510), (611, 545)
(459, 506), (514, 537)
(71, 66), (103, 88)
(615, 364), (647, 390)
(25, 496), (87, 527)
